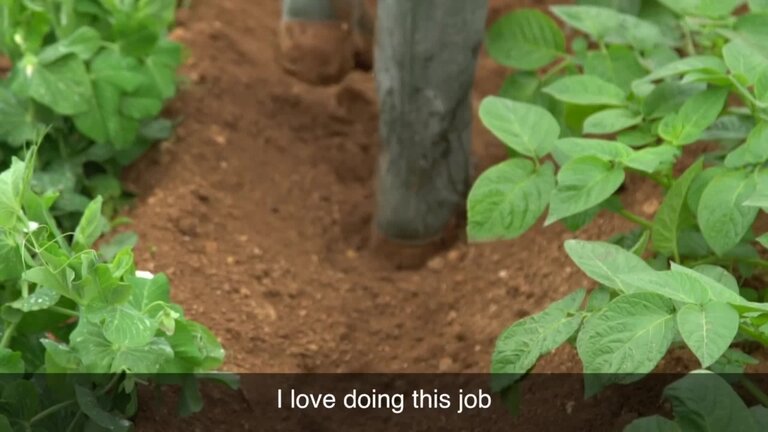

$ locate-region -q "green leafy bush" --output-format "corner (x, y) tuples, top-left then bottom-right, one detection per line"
(0, 148), (230, 429)
(0, 0), (183, 228)
(472, 0), (768, 428)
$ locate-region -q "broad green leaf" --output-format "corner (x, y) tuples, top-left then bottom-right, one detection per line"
(757, 233), (768, 249)
(652, 160), (703, 258)
(0, 416), (11, 432)
(664, 371), (758, 432)
(99, 231), (139, 261)
(656, 0), (745, 17)
(586, 286), (612, 312)
(624, 145), (680, 174)
(128, 273), (171, 312)
(467, 159), (555, 241)
(642, 82), (706, 120)
(583, 108), (642, 134)
(752, 406), (768, 429)
(687, 167), (727, 215)
(577, 293), (676, 392)
(10, 287), (61, 312)
(725, 123), (768, 168)
(499, 72), (540, 102)
(677, 302), (739, 367)
(90, 48), (147, 93)
(0, 236), (23, 281)
(75, 385), (132, 432)
(723, 39), (768, 84)
(113, 338), (174, 373)
(583, 45), (647, 92)
(29, 54), (93, 115)
(698, 169), (758, 256)
(658, 89), (729, 146)
(22, 266), (74, 299)
(486, 9), (565, 70)
(0, 348), (24, 374)
(552, 138), (633, 166)
(624, 416), (681, 432)
(41, 339), (82, 371)
(102, 305), (157, 348)
(546, 156), (625, 224)
(38, 26), (101, 64)
(145, 40), (183, 100)
(564, 240), (652, 292)
(551, 5), (671, 49)
(693, 265), (738, 293)
(543, 75), (627, 106)
(121, 96), (163, 120)
(73, 79), (139, 148)
(634, 56), (726, 87)
(69, 319), (115, 373)
(701, 115), (755, 142)
(73, 196), (109, 252)
(479, 96), (560, 158)
(166, 319), (225, 370)
(0, 158), (24, 229)
(491, 289), (586, 390)
(0, 88), (41, 146)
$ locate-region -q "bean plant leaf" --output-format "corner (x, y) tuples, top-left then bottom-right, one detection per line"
(73, 196), (110, 252)
(583, 45), (647, 92)
(552, 138), (633, 166)
(624, 416), (681, 432)
(37, 26), (102, 64)
(698, 169), (758, 256)
(723, 39), (768, 85)
(543, 75), (627, 106)
(577, 292), (676, 395)
(643, 82), (706, 120)
(479, 96), (560, 158)
(624, 145), (680, 174)
(10, 286), (60, 312)
(725, 123), (768, 168)
(564, 240), (652, 292)
(693, 265), (739, 293)
(633, 56), (726, 90)
(583, 108), (642, 134)
(657, 0), (746, 18)
(663, 371), (758, 432)
(29, 54), (93, 115)
(113, 338), (174, 373)
(75, 385), (132, 432)
(658, 88), (729, 146)
(676, 302), (739, 367)
(467, 159), (555, 241)
(0, 348), (24, 374)
(550, 5), (671, 49)
(652, 159), (703, 258)
(491, 289), (586, 391)
(751, 0), (768, 11)
(486, 9), (565, 70)
(546, 156), (625, 224)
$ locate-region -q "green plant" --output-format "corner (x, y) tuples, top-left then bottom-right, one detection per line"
(0, 146), (230, 429)
(0, 0), (183, 228)
(472, 0), (768, 428)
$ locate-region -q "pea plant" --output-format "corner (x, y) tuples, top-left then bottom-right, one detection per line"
(0, 0), (183, 228)
(470, 0), (768, 428)
(0, 146), (230, 430)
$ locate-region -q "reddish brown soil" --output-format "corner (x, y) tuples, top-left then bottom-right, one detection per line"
(128, 0), (689, 430)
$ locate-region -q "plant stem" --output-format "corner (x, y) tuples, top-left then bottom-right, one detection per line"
(681, 19), (697, 56)
(0, 321), (19, 349)
(540, 57), (572, 83)
(49, 306), (78, 317)
(741, 377), (768, 408)
(617, 209), (653, 230)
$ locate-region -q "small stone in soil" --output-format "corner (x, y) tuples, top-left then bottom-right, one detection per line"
(426, 256), (445, 271)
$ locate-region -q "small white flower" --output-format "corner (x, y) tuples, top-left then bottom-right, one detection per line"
(135, 270), (154, 280)
(25, 63), (34, 78)
(24, 221), (40, 233)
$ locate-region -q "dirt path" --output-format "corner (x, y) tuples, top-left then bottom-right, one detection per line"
(122, 0), (657, 377)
